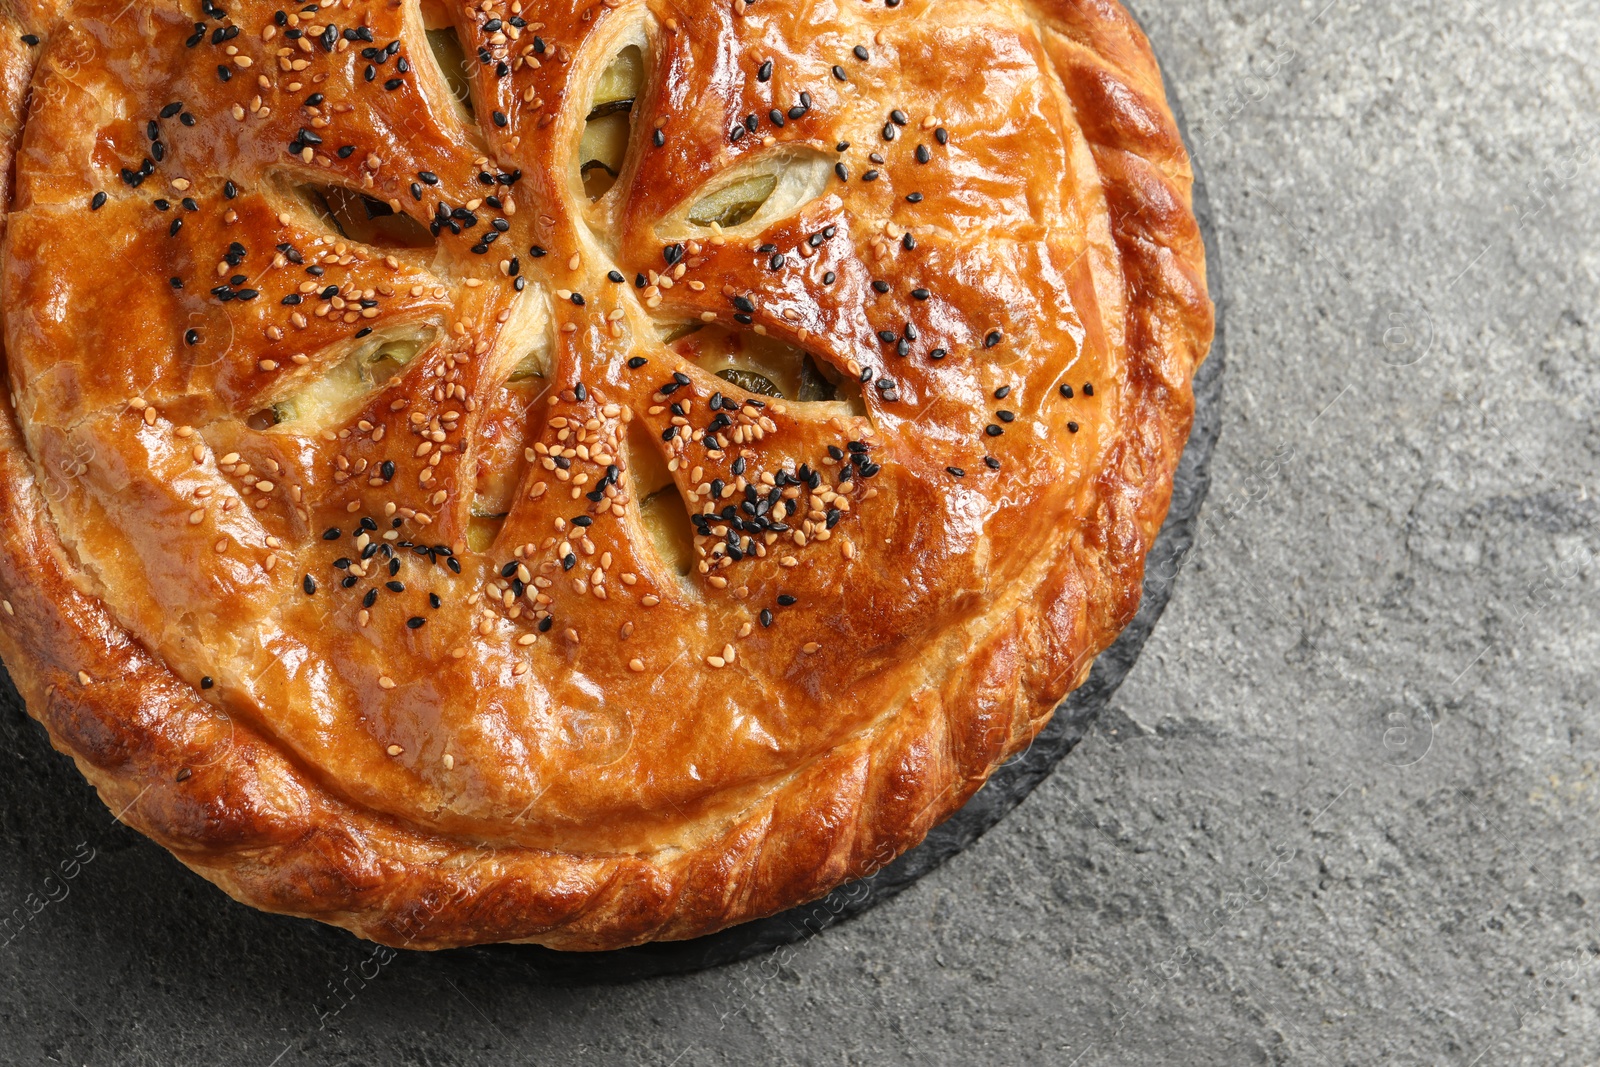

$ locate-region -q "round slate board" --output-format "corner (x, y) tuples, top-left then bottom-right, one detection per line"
(0, 89), (1223, 989)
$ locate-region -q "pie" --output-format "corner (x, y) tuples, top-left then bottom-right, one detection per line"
(0, 0), (1212, 950)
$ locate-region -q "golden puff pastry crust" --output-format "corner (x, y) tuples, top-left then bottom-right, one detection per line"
(0, 0), (1211, 950)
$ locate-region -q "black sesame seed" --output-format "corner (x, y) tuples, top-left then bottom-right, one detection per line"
(832, 65), (847, 81)
(758, 58), (773, 81)
(863, 169), (879, 182)
(769, 109), (785, 127)
(322, 527), (342, 540)
(985, 424), (1003, 437)
(407, 616), (425, 629)
(778, 593), (797, 606)
(995, 386), (1011, 400)
(652, 128), (665, 147)
(835, 163), (849, 182)
(493, 110), (508, 127)
(627, 356), (648, 369)
(935, 127), (949, 145)
(985, 456), (1002, 470)
(302, 575), (317, 595)
(20, 33), (38, 45)
(90, 191), (106, 210)
(916, 144), (931, 164)
(985, 331), (1003, 348)
(872, 280), (891, 294)
(1083, 383), (1095, 396)
(902, 233), (916, 251)
(946, 466), (965, 478)
(997, 410), (1015, 423)
(853, 45), (869, 61)
(890, 109), (908, 126)
(386, 580), (404, 593)
(760, 608), (774, 627)
(1067, 422), (1079, 433)
(185, 329), (200, 345)
(882, 123), (897, 142)
(930, 348), (947, 360)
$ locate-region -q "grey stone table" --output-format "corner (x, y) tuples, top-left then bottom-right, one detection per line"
(5, 1), (1599, 1063)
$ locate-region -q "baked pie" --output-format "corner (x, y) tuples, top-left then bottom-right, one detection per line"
(0, 0), (1212, 950)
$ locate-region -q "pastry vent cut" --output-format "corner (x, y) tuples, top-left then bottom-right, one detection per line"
(664, 150), (833, 238)
(292, 181), (435, 250)
(248, 326), (438, 433)
(670, 325), (864, 415)
(578, 43), (647, 203)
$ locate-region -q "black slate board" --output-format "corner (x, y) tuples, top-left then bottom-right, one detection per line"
(0, 91), (1223, 991)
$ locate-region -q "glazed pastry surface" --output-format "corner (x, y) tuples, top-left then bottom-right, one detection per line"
(0, 0), (1211, 949)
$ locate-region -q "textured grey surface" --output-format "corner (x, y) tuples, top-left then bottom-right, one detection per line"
(5, 0), (1600, 1063)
